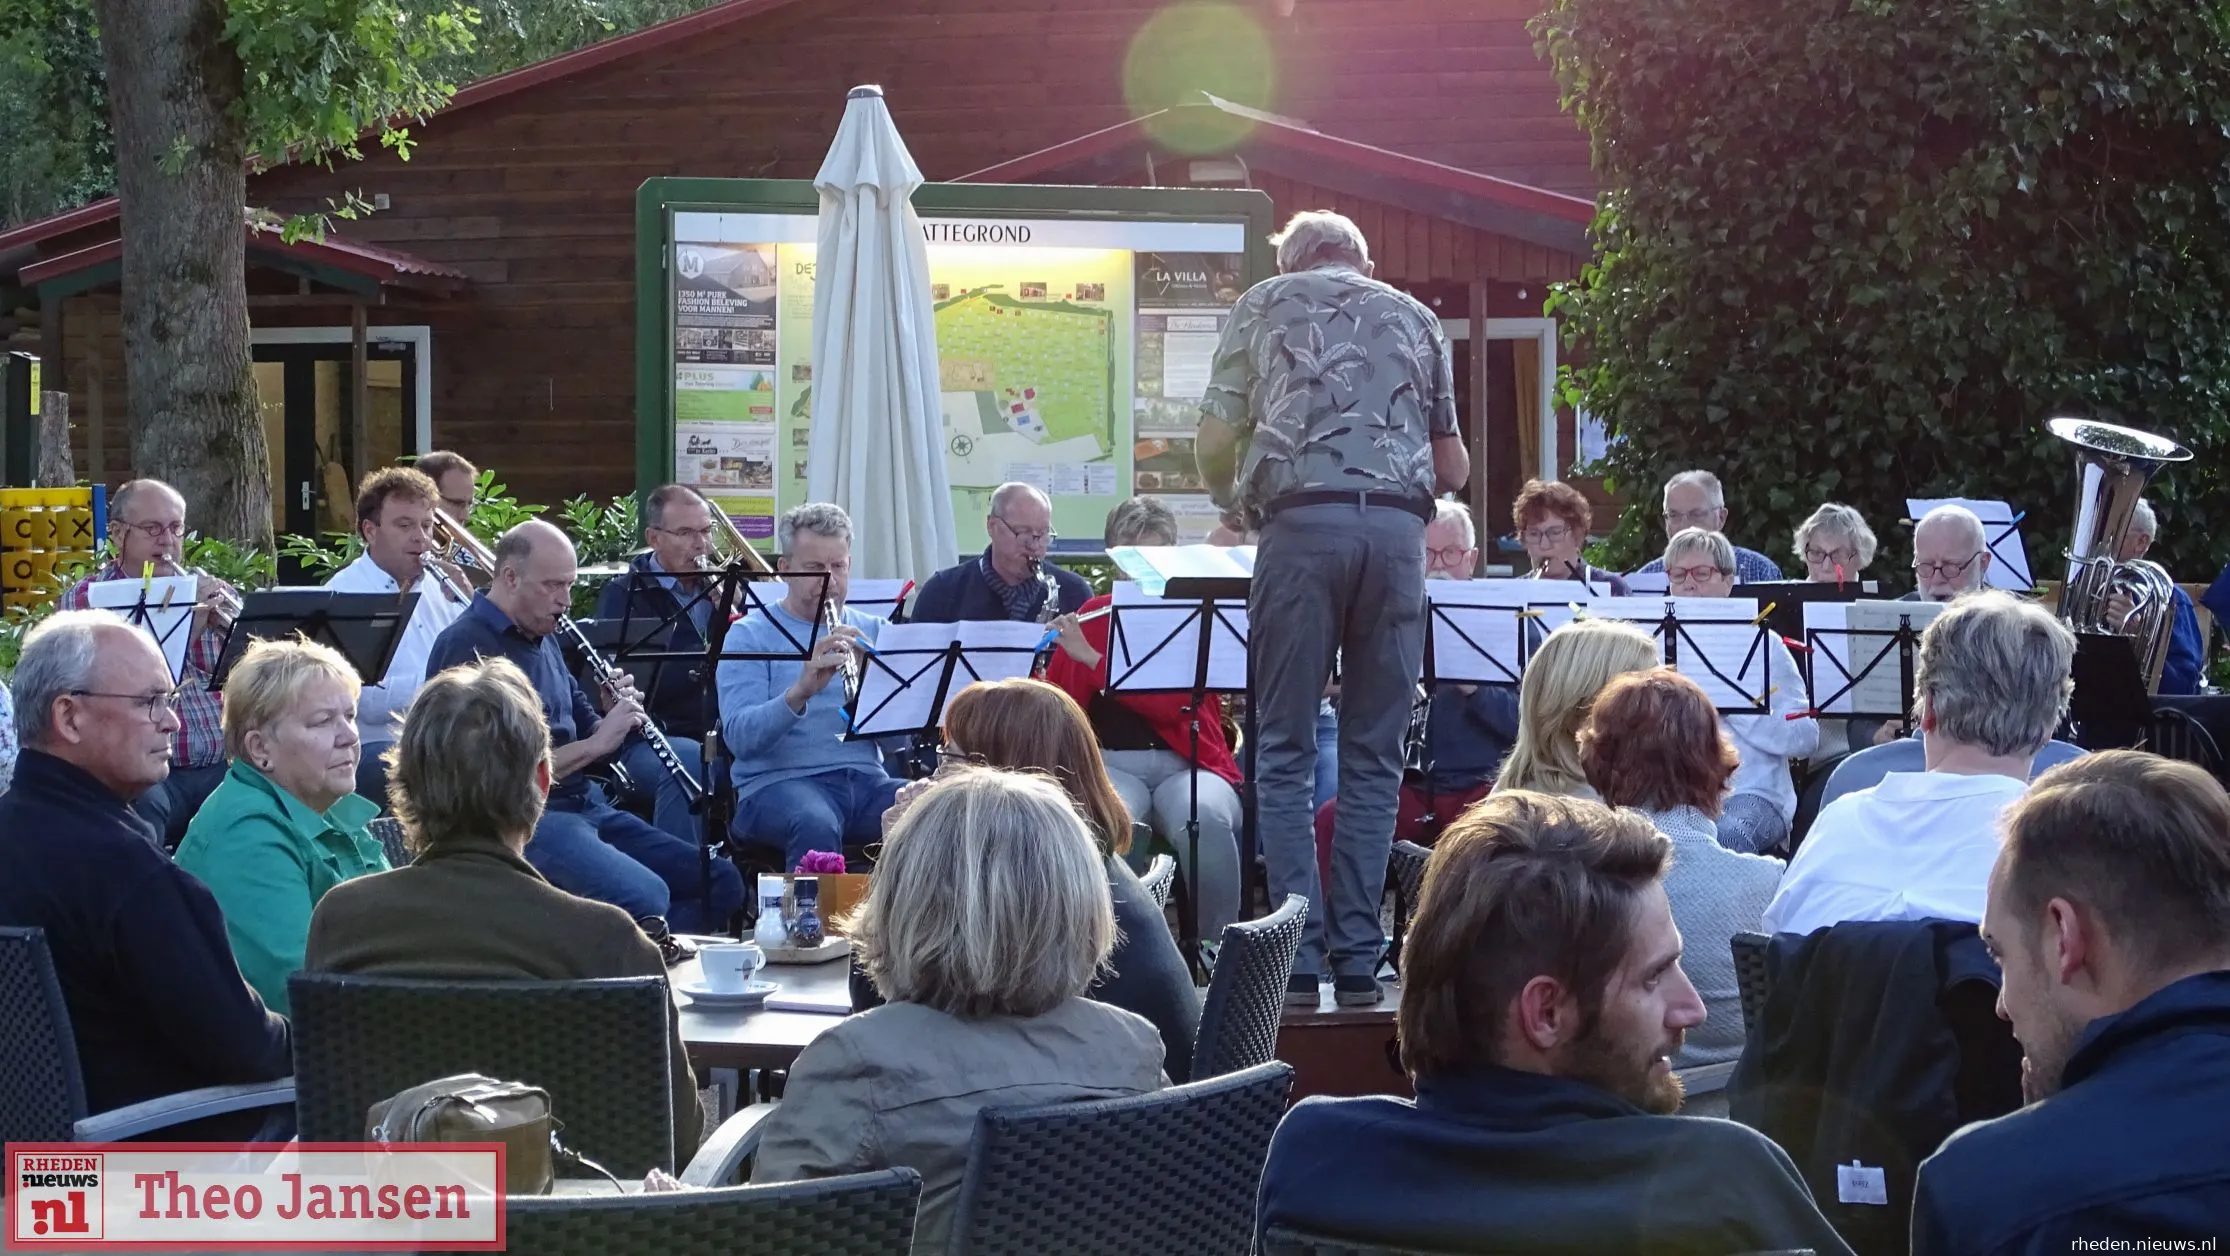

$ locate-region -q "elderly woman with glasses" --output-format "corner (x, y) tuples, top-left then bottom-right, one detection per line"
(1513, 479), (1628, 595)
(175, 638), (386, 1015)
(1663, 528), (1820, 854)
(1792, 503), (1879, 587)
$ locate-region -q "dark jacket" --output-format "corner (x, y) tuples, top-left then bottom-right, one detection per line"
(851, 855), (1199, 1082)
(304, 833), (704, 1158)
(1424, 682), (1520, 792)
(909, 550), (1090, 624)
(0, 750), (292, 1118)
(1258, 1066), (1854, 1255)
(1913, 970), (2230, 1254)
(1731, 920), (2021, 1256)
(592, 552), (716, 736)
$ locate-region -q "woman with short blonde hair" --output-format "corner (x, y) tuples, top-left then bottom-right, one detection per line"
(1492, 618), (1659, 798)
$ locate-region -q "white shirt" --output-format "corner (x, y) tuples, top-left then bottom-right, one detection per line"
(1724, 634), (1819, 822)
(325, 551), (469, 743)
(1761, 770), (2028, 935)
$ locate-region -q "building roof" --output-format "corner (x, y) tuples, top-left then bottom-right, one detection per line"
(958, 95), (1596, 256)
(12, 216), (468, 301)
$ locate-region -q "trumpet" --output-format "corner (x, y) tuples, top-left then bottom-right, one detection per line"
(432, 508), (705, 806)
(181, 566), (243, 623)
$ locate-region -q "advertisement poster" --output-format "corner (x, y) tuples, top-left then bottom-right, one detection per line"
(674, 240), (779, 536)
(1133, 251), (1243, 541)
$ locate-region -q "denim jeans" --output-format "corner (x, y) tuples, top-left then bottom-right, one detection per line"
(528, 787), (744, 933)
(615, 733), (706, 849)
(731, 770), (904, 869)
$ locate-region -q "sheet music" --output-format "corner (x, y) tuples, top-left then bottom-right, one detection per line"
(848, 619), (1045, 737)
(737, 577), (905, 624)
(1804, 599), (1949, 715)
(1583, 596), (1770, 710)
(1106, 545), (1256, 596)
(87, 575), (200, 684)
(1428, 579), (1588, 684)
(1105, 581), (1251, 692)
(1907, 497), (2032, 590)
(1624, 570), (1671, 595)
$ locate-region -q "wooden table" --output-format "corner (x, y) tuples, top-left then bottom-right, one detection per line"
(675, 957), (854, 1072)
(1274, 981), (1412, 1101)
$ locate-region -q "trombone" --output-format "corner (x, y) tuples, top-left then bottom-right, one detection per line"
(703, 505), (858, 705)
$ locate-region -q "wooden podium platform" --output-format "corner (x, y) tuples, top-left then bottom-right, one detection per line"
(1275, 981), (1411, 1101)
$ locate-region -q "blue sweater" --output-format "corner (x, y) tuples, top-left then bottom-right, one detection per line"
(1913, 970), (2230, 1254)
(715, 601), (893, 802)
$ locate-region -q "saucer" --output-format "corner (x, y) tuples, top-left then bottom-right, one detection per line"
(679, 979), (778, 1008)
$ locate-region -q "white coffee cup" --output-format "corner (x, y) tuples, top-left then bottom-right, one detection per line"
(699, 942), (765, 993)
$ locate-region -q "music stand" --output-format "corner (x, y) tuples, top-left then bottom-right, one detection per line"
(2069, 632), (2150, 750)
(1732, 581), (1878, 658)
(1582, 597), (1775, 715)
(211, 590), (416, 691)
(843, 620), (1046, 745)
(1802, 601), (1944, 731)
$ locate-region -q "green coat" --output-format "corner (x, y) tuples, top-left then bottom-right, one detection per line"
(175, 759), (386, 1015)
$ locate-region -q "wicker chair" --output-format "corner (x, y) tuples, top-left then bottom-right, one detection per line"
(1732, 931), (1774, 1034)
(1262, 1237), (1812, 1256)
(1383, 840), (1433, 974)
(943, 1061), (1293, 1256)
(1192, 894), (1307, 1079)
(487, 1170), (922, 1256)
(366, 815), (409, 867)
(2, 926), (294, 1142)
(1140, 854), (1177, 911)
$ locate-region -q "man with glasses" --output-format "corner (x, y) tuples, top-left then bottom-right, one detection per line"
(412, 450), (486, 587)
(910, 481), (1089, 623)
(58, 478), (237, 846)
(1630, 470), (1784, 582)
(0, 611), (293, 1138)
(1905, 504), (1993, 602)
(592, 484), (724, 739)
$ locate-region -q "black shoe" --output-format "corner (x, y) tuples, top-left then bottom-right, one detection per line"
(1286, 973), (1325, 1007)
(636, 916), (697, 968)
(1334, 974), (1385, 1007)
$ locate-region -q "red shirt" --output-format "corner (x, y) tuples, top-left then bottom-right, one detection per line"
(1043, 594), (1244, 785)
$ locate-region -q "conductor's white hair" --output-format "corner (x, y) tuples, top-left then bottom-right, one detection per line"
(1432, 499), (1476, 550)
(1662, 470), (1724, 509)
(1271, 211), (1371, 273)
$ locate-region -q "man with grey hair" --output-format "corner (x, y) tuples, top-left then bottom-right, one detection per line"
(0, 610), (293, 1136)
(592, 484), (725, 736)
(2111, 497), (2203, 695)
(1906, 504), (1993, 602)
(1197, 208), (1467, 1007)
(911, 481), (1089, 623)
(1631, 470), (1783, 582)
(718, 501), (904, 866)
(1763, 590), (2076, 934)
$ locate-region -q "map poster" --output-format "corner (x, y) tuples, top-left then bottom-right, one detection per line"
(1133, 252), (1242, 542)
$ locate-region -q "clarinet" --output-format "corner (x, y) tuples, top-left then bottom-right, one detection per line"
(555, 612), (705, 806)
(822, 595), (861, 706)
(1402, 683), (1433, 775)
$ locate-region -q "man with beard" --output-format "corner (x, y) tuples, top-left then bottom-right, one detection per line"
(1257, 791), (1853, 1255)
(1913, 751), (2230, 1252)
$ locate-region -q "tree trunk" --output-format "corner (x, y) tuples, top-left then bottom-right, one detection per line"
(92, 0), (272, 548)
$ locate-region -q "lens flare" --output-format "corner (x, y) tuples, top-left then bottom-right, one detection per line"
(1123, 3), (1277, 156)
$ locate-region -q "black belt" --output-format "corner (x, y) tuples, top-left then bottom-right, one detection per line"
(1262, 490), (1434, 523)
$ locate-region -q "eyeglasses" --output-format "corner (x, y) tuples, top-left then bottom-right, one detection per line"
(1427, 544), (1473, 568)
(1521, 524), (1572, 547)
(68, 688), (184, 723)
(1804, 546), (1859, 567)
(992, 517), (1056, 546)
(1667, 564), (1730, 583)
(1914, 552), (1984, 581)
(121, 520), (186, 540)
(653, 525), (718, 543)
(1663, 508), (1721, 528)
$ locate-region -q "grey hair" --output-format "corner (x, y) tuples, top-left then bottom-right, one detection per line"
(1103, 495), (1178, 548)
(2131, 497), (2158, 539)
(1794, 502), (1879, 568)
(848, 765), (1115, 1018)
(111, 478), (183, 524)
(1663, 527), (1735, 574)
(1662, 470), (1724, 509)
(779, 501), (853, 552)
(988, 482), (1050, 519)
(1916, 590), (2076, 757)
(14, 609), (129, 746)
(643, 483), (708, 532)
(1270, 210), (1371, 273)
(1433, 499), (1477, 550)
(491, 518), (568, 577)
(1915, 503), (1987, 555)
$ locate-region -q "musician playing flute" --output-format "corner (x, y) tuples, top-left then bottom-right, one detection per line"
(591, 484), (723, 739)
(426, 519), (740, 934)
(57, 478), (238, 847)
(715, 502), (903, 870)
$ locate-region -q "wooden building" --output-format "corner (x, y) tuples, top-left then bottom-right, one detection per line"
(0, 0), (1599, 541)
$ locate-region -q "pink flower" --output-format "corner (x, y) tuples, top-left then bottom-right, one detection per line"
(794, 851), (847, 875)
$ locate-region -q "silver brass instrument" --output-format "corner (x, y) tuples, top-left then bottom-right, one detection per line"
(2048, 416), (2193, 694)
(432, 508), (705, 805)
(419, 552), (472, 607)
(182, 565), (243, 622)
(822, 593), (862, 707)
(1034, 562), (1063, 624)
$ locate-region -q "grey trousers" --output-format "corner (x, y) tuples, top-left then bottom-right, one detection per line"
(1250, 503), (1427, 978)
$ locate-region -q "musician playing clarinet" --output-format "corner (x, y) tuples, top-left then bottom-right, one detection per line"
(425, 519), (740, 936)
(909, 481), (1090, 623)
(716, 502), (903, 870)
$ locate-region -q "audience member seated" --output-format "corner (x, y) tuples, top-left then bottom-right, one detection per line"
(1513, 478), (1628, 594)
(1046, 499), (1243, 941)
(862, 678), (1199, 1082)
(1908, 503), (1993, 602)
(1630, 470), (1785, 582)
(0, 677), (15, 795)
(305, 657), (703, 1159)
(592, 484), (725, 738)
(1915, 751), (2230, 1250)
(425, 519), (739, 935)
(1313, 500), (1514, 883)
(1794, 501), (1877, 587)
(0, 611), (291, 1135)
(716, 502), (904, 868)
(909, 481), (1090, 623)
(1491, 618), (1658, 798)
(1579, 669), (1781, 1068)
(1256, 791), (1851, 1254)
(57, 478), (238, 846)
(752, 766), (1164, 1253)
(1664, 527), (1818, 853)
(2112, 496), (2203, 696)
(1764, 590), (2074, 935)
(323, 467), (471, 805)
(174, 639), (387, 1016)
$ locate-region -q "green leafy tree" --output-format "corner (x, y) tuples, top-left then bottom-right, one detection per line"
(1535, 0), (2230, 579)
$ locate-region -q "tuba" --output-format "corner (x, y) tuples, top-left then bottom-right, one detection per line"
(2049, 417), (2192, 693)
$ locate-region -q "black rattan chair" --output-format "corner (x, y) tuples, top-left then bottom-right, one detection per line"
(366, 816), (409, 867)
(1261, 1227), (1813, 1256)
(1140, 853), (1177, 911)
(490, 1169), (921, 1256)
(1384, 840), (1433, 974)
(1192, 893), (1307, 1078)
(2, 926), (293, 1142)
(943, 1061), (1293, 1256)
(1731, 931), (1773, 1034)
